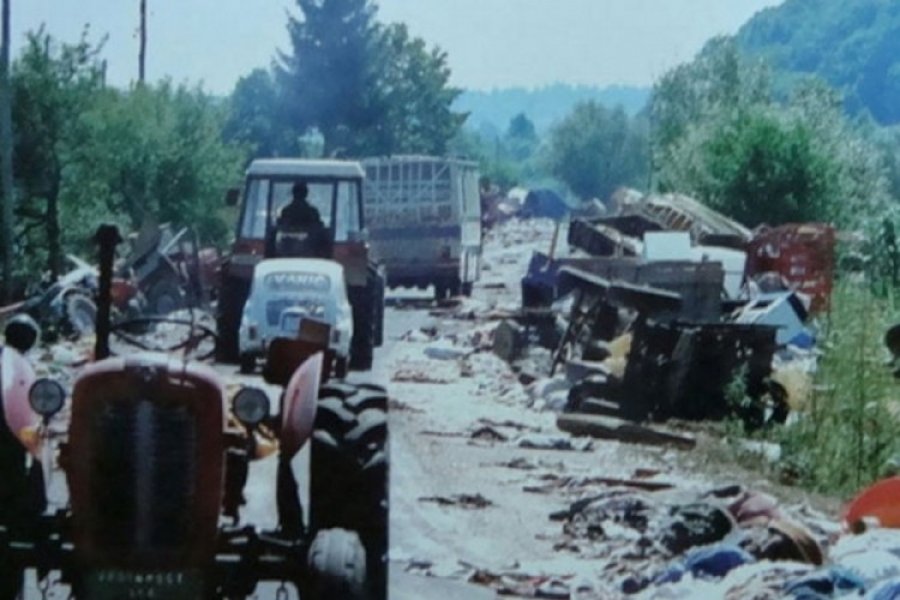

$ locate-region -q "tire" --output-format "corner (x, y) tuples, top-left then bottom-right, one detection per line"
(433, 281), (448, 301)
(216, 273), (251, 364)
(0, 566), (22, 600)
(239, 353), (256, 375)
(449, 277), (462, 298)
(308, 529), (367, 600)
(348, 285), (375, 371)
(372, 269), (385, 348)
(311, 383), (388, 600)
(334, 356), (349, 379)
(63, 293), (97, 338)
(146, 278), (186, 316)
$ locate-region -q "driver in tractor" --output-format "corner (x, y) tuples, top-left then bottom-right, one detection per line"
(272, 182), (331, 259)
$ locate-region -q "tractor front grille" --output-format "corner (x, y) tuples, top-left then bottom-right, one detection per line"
(88, 397), (197, 558)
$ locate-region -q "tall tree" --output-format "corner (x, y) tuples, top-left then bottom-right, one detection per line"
(545, 101), (649, 202)
(12, 30), (105, 277)
(276, 0), (377, 156)
(363, 23), (464, 155)
(224, 68), (283, 157)
(273, 1), (464, 157)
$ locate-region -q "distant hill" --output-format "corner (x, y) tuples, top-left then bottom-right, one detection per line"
(455, 84), (650, 135)
(736, 0), (900, 124)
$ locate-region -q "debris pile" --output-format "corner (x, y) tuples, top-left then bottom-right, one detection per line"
(507, 191), (835, 430)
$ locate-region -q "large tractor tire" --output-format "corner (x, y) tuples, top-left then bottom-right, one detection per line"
(216, 273), (251, 364)
(308, 529), (368, 600)
(310, 382), (388, 600)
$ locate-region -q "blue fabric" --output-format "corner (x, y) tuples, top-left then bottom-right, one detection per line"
(684, 545), (755, 578)
(785, 566), (867, 598)
(789, 330), (816, 349)
(869, 577), (900, 600)
(651, 544), (755, 587)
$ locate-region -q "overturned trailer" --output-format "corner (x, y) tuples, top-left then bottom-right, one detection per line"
(555, 267), (783, 427)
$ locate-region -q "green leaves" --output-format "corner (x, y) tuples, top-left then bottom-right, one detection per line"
(737, 0), (900, 125)
(11, 30), (244, 287)
(650, 37), (892, 231)
(269, 1), (464, 158)
(544, 101), (649, 202)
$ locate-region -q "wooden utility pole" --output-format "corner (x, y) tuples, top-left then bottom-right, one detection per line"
(0, 0), (13, 302)
(139, 0), (147, 83)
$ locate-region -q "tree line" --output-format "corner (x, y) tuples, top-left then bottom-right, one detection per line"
(7, 0), (900, 298)
(516, 36), (900, 235)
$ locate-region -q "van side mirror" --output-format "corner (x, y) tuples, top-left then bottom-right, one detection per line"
(225, 188), (240, 207)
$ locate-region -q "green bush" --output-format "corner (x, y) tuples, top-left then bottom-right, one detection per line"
(774, 282), (900, 496)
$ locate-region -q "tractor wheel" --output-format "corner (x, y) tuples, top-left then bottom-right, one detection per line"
(0, 566), (22, 600)
(308, 529), (367, 600)
(64, 293), (97, 338)
(310, 383), (388, 600)
(449, 276), (462, 298)
(238, 353), (256, 375)
(372, 269), (385, 348)
(334, 356), (349, 379)
(349, 285), (375, 371)
(216, 274), (250, 364)
(433, 280), (448, 301)
(146, 278), (185, 316)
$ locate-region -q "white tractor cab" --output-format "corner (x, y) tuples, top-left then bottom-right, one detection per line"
(238, 258), (353, 375)
(218, 159), (385, 372)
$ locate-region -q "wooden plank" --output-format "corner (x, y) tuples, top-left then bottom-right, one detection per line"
(557, 413), (696, 450)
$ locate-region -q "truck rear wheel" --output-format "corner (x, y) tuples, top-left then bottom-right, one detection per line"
(310, 383), (388, 600)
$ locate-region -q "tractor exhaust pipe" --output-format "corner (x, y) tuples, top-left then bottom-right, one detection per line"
(93, 224), (122, 360)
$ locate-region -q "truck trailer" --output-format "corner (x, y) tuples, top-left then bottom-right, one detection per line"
(362, 156), (482, 299)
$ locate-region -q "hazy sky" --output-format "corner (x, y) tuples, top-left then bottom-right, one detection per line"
(13, 0), (782, 94)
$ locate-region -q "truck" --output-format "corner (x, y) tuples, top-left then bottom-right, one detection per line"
(362, 155), (482, 300)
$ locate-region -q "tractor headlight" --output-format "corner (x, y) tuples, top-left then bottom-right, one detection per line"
(232, 387), (270, 427)
(29, 378), (65, 418)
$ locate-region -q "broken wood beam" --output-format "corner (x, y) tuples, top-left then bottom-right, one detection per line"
(556, 413), (696, 450)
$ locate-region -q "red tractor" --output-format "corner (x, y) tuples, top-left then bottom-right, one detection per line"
(217, 159), (385, 371)
(0, 226), (389, 599)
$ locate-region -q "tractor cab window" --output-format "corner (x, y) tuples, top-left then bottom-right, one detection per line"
(334, 180), (361, 242)
(272, 181), (334, 230)
(239, 176), (360, 242)
(239, 178), (271, 240)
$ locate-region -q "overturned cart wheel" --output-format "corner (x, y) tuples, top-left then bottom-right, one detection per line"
(64, 292), (97, 338)
(310, 382), (388, 600)
(308, 528), (367, 600)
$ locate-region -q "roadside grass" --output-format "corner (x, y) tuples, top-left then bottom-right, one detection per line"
(728, 281), (900, 498)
